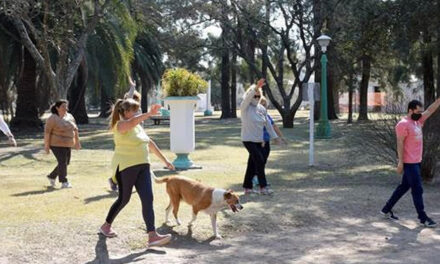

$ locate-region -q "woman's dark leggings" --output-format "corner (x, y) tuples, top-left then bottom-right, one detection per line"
(242, 141), (268, 189)
(48, 146), (71, 183)
(263, 141), (271, 164)
(105, 164), (155, 232)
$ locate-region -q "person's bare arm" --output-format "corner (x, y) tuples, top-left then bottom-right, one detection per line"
(396, 135), (405, 174)
(74, 128), (81, 150)
(422, 97), (440, 120)
(148, 139), (175, 170)
(44, 118), (54, 154)
(273, 124), (288, 144)
(117, 104), (161, 133)
(240, 79), (265, 111)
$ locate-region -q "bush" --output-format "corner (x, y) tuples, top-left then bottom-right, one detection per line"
(162, 68), (208, 97)
(354, 104), (404, 165)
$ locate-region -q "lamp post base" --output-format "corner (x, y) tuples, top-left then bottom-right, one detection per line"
(316, 120), (331, 139)
(172, 153), (202, 170)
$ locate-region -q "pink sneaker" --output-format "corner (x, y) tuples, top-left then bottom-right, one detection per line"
(100, 223), (117, 238)
(148, 233), (172, 247)
(244, 188), (253, 195)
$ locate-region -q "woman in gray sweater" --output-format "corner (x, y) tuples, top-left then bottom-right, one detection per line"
(240, 78), (279, 195)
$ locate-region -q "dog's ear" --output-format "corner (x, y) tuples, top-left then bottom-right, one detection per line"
(227, 189), (234, 193)
(224, 191), (232, 199)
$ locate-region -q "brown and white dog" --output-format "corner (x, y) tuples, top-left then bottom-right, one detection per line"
(154, 175), (243, 238)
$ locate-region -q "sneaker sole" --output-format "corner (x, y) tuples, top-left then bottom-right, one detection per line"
(148, 236), (172, 247)
(380, 211), (398, 221)
(99, 227), (117, 238)
(420, 223), (437, 228)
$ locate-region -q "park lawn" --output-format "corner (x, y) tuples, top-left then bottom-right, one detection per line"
(0, 111), (320, 251)
(2, 110), (440, 263)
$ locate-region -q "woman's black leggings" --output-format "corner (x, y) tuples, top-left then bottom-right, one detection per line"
(105, 163), (155, 232)
(242, 141), (268, 189)
(48, 146), (71, 183)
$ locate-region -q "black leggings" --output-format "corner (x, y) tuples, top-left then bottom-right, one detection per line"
(48, 146), (71, 183)
(105, 163), (155, 232)
(242, 141), (268, 189)
(263, 141), (271, 164)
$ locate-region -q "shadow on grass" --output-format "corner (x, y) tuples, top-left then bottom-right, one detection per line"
(197, 170), (436, 263)
(152, 169), (180, 177)
(83, 190), (118, 204)
(0, 147), (44, 163)
(156, 223), (228, 250)
(85, 234), (166, 264)
(11, 186), (58, 196)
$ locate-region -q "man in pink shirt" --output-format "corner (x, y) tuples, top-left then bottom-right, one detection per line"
(381, 98), (440, 227)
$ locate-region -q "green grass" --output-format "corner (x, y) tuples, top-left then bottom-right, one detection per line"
(2, 110), (416, 263)
(0, 110), (386, 227)
(0, 111), (310, 226)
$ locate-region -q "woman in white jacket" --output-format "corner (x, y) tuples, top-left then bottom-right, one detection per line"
(240, 78), (279, 195)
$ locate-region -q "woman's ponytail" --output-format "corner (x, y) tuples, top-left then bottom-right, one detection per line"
(109, 99), (124, 129)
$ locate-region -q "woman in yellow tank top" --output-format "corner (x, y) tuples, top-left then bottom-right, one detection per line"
(100, 98), (175, 248)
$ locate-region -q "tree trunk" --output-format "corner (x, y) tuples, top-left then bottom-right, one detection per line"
(11, 47), (42, 130)
(437, 14), (440, 99)
(37, 72), (51, 116)
(140, 74), (150, 113)
(281, 108), (294, 128)
(69, 58), (89, 124)
(230, 51), (237, 118)
(261, 0), (270, 82)
(437, 46), (440, 98)
(348, 80), (354, 124)
(99, 86), (113, 118)
(422, 109), (440, 181)
(220, 26), (231, 119)
(314, 67), (321, 120)
(422, 31), (435, 106)
(327, 70), (338, 119)
(327, 41), (339, 120)
(358, 55), (371, 121)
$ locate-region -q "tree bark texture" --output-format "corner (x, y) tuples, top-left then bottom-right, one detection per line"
(11, 47), (42, 130)
(69, 58), (89, 124)
(358, 55), (371, 121)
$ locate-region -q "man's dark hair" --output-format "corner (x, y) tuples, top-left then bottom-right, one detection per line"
(408, 100), (423, 112)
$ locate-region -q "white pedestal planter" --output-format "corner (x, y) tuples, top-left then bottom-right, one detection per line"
(164, 96), (201, 170)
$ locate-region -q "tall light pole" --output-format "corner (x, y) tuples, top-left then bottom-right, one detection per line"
(316, 34), (332, 139)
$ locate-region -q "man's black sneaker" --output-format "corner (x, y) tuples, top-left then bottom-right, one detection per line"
(420, 217), (437, 228)
(380, 210), (399, 220)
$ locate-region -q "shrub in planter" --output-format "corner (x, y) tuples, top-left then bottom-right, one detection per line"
(162, 68), (208, 97)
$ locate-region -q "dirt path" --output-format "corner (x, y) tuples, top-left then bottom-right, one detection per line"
(2, 118), (440, 263)
(2, 164), (440, 264)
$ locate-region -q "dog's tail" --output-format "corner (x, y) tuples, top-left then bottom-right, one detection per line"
(151, 170), (170, 184)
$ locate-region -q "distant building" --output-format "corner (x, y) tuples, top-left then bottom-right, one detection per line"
(339, 79), (424, 113)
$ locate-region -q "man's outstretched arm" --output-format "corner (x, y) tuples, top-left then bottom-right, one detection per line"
(422, 97), (440, 120)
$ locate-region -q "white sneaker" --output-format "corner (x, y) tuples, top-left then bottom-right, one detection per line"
(61, 182), (72, 188)
(260, 187), (274, 195)
(47, 177), (56, 188)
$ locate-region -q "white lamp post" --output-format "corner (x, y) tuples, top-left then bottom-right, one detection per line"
(317, 35), (331, 53)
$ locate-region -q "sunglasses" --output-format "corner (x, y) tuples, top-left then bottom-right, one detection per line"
(254, 95), (261, 99)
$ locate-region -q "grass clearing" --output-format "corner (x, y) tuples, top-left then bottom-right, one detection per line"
(1, 110), (440, 263)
